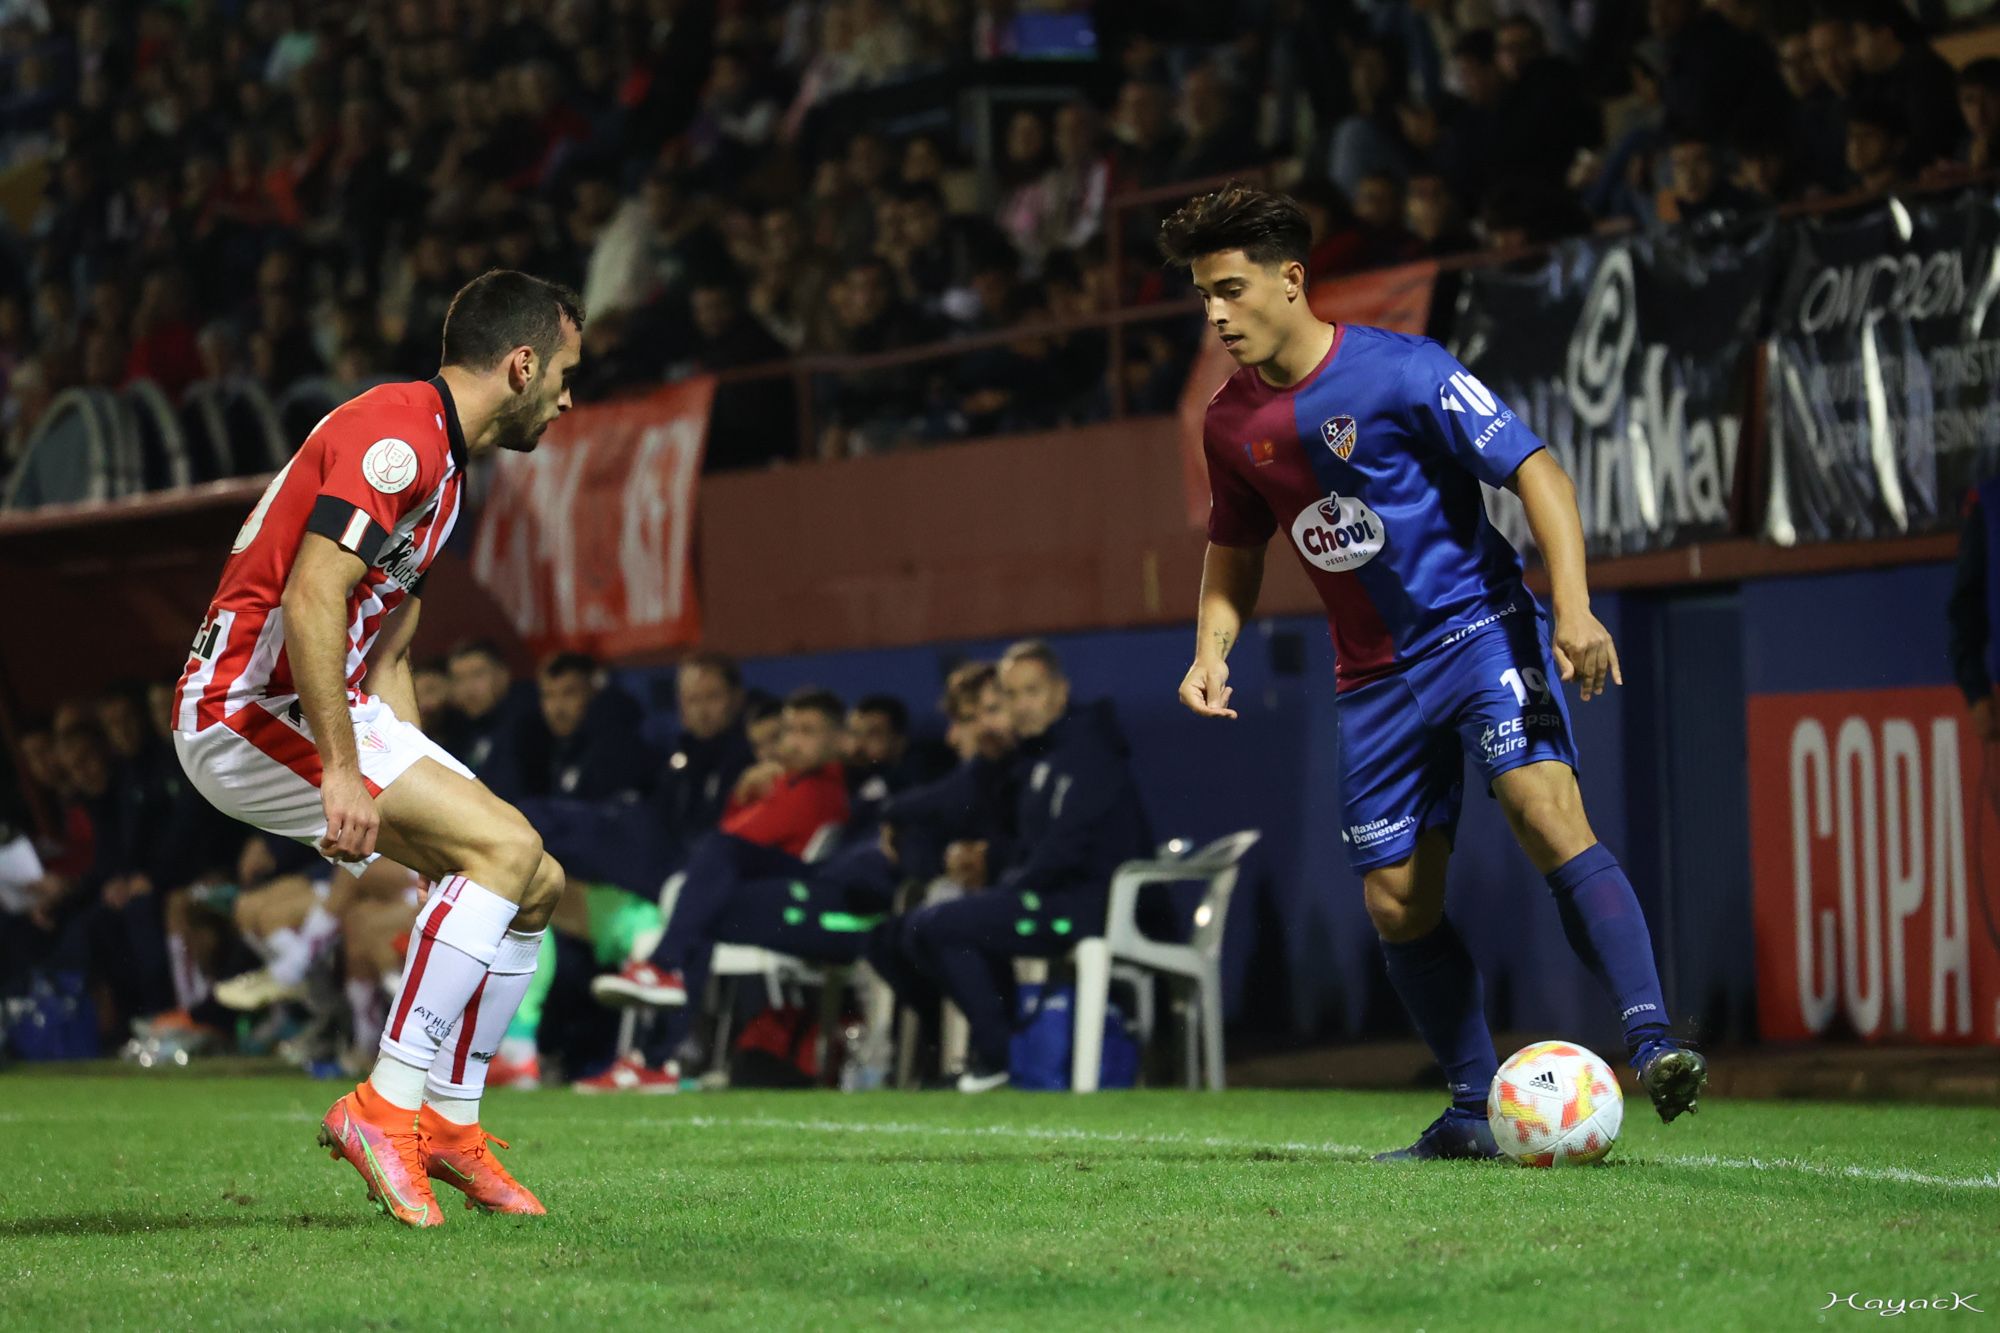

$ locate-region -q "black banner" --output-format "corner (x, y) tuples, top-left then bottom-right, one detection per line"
(1764, 191), (2000, 544)
(1448, 223), (1775, 557)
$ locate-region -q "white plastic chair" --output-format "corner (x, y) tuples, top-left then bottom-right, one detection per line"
(1069, 829), (1260, 1093)
(615, 822), (845, 1059)
(707, 821), (844, 991)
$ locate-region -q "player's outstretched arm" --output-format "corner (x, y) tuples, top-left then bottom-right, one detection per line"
(1510, 451), (1622, 702)
(282, 533), (377, 860)
(1180, 542), (1265, 720)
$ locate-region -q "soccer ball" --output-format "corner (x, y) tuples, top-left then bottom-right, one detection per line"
(1487, 1040), (1623, 1167)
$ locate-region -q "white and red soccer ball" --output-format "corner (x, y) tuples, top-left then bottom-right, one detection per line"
(1488, 1040), (1624, 1167)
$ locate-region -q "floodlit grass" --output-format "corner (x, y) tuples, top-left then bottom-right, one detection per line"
(3, 1071), (1994, 1330)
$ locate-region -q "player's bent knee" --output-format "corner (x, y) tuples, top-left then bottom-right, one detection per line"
(1362, 859), (1442, 941)
(517, 853), (564, 926)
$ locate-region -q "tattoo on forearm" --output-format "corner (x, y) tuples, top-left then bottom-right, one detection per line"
(1212, 628), (1234, 658)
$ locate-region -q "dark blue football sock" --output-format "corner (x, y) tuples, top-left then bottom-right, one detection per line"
(1544, 843), (1672, 1066)
(1380, 917), (1498, 1115)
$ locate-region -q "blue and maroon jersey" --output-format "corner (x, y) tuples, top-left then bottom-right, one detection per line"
(1203, 323), (1545, 692)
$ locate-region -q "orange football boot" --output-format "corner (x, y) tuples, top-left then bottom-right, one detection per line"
(316, 1085), (442, 1227)
(420, 1105), (547, 1216)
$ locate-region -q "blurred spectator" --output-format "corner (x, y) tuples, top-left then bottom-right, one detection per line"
(745, 204), (835, 352)
(1494, 15), (1604, 191)
(439, 640), (538, 800)
(1851, 0), (1963, 172)
(687, 46), (782, 185)
(1955, 58), (2000, 173)
(1326, 40), (1409, 198)
(1844, 99), (1910, 196)
(1440, 28), (1507, 211)
(1111, 79), (1184, 189)
(582, 168), (726, 324)
(654, 653), (757, 865)
(1173, 62), (1259, 181)
(682, 278), (797, 471)
(1660, 132), (1762, 226)
(1777, 25), (1851, 192)
(413, 658), (461, 737)
(1650, 0), (1786, 145)
(125, 272), (205, 401)
(537, 654), (654, 801)
(1010, 100), (1114, 272)
(1297, 175), (1420, 278)
(845, 693), (955, 826)
(1406, 173), (1477, 257)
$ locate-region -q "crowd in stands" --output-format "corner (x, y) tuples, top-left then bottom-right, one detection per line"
(4, 1), (1998, 486)
(0, 639), (1155, 1092)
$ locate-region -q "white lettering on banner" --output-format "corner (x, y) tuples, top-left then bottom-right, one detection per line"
(1834, 717), (1884, 1035)
(1477, 244), (1741, 555)
(1786, 714), (1975, 1039)
(1786, 342), (2000, 474)
(1796, 249), (1968, 336)
(620, 421), (703, 627)
(468, 384), (711, 652)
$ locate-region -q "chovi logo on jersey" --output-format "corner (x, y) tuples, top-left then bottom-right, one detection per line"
(1291, 492), (1385, 572)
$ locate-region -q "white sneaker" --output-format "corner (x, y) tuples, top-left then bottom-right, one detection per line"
(956, 1066), (1010, 1094)
(213, 968), (307, 1012)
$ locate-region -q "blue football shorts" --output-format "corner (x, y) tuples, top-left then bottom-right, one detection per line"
(1334, 611), (1579, 873)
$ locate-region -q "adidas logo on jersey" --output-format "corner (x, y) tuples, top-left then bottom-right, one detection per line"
(1527, 1069), (1562, 1094)
(1439, 371), (1497, 416)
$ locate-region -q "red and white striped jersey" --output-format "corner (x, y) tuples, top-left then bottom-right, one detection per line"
(173, 377), (470, 733)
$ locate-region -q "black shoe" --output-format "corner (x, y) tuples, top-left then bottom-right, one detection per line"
(1637, 1046), (1708, 1123)
(1372, 1107), (1502, 1162)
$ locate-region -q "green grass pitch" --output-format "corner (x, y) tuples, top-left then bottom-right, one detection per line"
(3, 1070), (1994, 1330)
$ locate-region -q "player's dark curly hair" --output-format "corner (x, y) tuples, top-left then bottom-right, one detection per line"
(440, 269), (585, 372)
(1157, 183), (1313, 271)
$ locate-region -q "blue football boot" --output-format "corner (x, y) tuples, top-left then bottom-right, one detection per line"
(1372, 1106), (1503, 1162)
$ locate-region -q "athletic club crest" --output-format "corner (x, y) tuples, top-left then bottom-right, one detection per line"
(1321, 416), (1356, 461)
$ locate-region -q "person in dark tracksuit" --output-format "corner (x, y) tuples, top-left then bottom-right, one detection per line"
(1948, 482), (2000, 741)
(879, 661), (1020, 884)
(868, 641), (1152, 1092)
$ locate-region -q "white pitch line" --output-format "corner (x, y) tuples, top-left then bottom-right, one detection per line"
(622, 1113), (2000, 1193)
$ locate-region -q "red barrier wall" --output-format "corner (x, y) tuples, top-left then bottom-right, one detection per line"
(696, 416), (1324, 657)
(0, 481), (530, 724)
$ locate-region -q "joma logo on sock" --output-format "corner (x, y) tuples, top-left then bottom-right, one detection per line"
(1821, 1292), (1984, 1315)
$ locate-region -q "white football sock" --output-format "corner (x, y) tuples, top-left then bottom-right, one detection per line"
(370, 1054), (429, 1109)
(424, 928), (547, 1119)
(370, 876), (518, 1106)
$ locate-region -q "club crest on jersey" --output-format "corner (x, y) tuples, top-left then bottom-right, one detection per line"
(1291, 491), (1385, 572)
(1320, 415), (1357, 461)
(362, 438), (419, 494)
(1439, 371), (1498, 416)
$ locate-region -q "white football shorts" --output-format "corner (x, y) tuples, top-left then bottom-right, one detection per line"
(173, 693), (474, 877)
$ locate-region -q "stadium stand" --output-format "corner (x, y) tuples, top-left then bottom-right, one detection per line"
(11, 0), (2000, 500)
